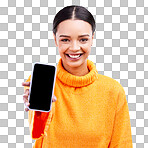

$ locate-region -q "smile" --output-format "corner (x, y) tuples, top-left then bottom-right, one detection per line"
(66, 53), (83, 60)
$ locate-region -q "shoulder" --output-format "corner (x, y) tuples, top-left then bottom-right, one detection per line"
(97, 73), (125, 95)
(96, 74), (127, 110)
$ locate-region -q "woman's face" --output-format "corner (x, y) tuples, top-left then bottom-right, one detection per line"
(53, 19), (94, 70)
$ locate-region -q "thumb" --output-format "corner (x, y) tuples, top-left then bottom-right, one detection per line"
(52, 95), (57, 102)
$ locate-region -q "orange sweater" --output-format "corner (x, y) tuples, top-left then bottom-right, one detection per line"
(24, 58), (133, 148)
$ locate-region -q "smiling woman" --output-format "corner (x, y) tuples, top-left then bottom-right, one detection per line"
(53, 19), (94, 76)
(22, 5), (133, 148)
(52, 5), (95, 76)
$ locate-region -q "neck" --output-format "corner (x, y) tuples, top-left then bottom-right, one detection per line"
(62, 61), (89, 76)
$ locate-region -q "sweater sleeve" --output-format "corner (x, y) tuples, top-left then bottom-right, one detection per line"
(109, 86), (133, 148)
(24, 75), (55, 140)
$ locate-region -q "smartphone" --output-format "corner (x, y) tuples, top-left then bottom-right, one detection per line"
(28, 62), (56, 112)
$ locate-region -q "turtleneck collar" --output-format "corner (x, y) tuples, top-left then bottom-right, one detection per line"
(56, 58), (98, 87)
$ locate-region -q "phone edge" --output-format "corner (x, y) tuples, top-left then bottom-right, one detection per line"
(27, 62), (57, 112)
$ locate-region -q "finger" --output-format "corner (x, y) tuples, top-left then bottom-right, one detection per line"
(23, 89), (29, 101)
(22, 81), (30, 86)
(23, 93), (28, 102)
(24, 100), (30, 112)
(52, 95), (57, 102)
(25, 101), (30, 107)
(23, 94), (30, 106)
(25, 107), (29, 112)
(22, 82), (30, 86)
(24, 89), (29, 96)
(24, 100), (30, 109)
(23, 89), (29, 102)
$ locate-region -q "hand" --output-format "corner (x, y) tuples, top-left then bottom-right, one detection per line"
(22, 82), (57, 112)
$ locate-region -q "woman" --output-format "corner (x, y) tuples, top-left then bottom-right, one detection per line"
(22, 5), (133, 148)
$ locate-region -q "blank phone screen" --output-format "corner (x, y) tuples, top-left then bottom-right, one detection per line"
(29, 63), (56, 112)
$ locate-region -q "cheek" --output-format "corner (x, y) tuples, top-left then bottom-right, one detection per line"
(58, 44), (68, 55)
(82, 44), (91, 53)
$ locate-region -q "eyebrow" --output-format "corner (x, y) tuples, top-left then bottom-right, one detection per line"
(59, 34), (90, 38)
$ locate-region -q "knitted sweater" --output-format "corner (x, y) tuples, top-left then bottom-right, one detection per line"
(24, 58), (133, 148)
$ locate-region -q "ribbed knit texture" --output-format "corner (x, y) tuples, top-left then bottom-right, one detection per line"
(25, 58), (133, 148)
(56, 58), (98, 87)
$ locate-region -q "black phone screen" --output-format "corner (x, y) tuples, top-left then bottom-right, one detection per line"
(29, 63), (56, 112)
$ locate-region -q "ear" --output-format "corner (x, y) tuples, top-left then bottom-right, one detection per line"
(53, 33), (58, 47)
(91, 32), (95, 46)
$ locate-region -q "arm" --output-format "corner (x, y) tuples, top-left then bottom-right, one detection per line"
(109, 87), (133, 148)
(24, 75), (55, 140)
(28, 107), (55, 140)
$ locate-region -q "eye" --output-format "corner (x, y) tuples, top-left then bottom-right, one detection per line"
(80, 38), (88, 42)
(61, 39), (70, 42)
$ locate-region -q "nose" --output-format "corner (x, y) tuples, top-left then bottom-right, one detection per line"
(69, 41), (80, 51)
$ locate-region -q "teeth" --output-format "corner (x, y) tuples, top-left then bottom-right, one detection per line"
(68, 54), (81, 58)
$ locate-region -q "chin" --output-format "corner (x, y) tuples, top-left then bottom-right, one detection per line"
(65, 58), (87, 69)
(67, 62), (83, 68)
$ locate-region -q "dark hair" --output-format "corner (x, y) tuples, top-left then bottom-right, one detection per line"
(53, 5), (96, 35)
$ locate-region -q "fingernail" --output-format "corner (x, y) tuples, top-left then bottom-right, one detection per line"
(25, 102), (29, 106)
(25, 108), (29, 112)
(53, 96), (57, 102)
(23, 94), (26, 97)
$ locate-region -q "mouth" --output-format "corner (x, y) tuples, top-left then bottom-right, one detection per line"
(66, 53), (83, 59)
